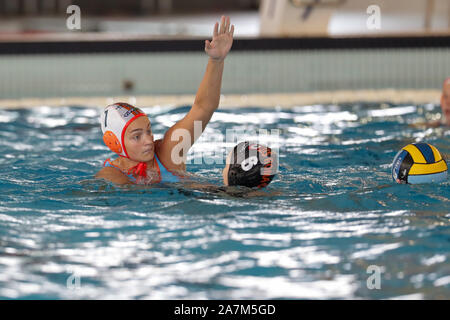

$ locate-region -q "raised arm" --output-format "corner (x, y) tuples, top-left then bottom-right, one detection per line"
(157, 16), (234, 169)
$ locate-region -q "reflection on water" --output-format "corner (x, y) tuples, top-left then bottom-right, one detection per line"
(0, 102), (448, 299)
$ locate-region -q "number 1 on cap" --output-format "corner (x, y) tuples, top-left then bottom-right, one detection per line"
(104, 110), (108, 127)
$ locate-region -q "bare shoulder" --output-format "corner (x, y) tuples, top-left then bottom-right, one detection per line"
(95, 166), (131, 184)
(155, 139), (187, 172)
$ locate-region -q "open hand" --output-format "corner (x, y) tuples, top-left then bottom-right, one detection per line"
(205, 16), (234, 61)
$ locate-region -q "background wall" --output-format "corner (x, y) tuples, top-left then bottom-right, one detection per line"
(1, 46), (449, 100)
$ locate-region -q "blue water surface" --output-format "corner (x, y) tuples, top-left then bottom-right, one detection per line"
(0, 102), (449, 299)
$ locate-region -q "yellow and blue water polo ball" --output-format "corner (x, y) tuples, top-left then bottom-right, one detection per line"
(392, 143), (448, 184)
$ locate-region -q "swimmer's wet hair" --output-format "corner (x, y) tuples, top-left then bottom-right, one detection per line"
(227, 141), (278, 188)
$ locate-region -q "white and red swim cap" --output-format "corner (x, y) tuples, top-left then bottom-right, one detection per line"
(100, 102), (147, 158)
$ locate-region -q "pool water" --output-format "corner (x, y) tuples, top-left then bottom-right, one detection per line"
(0, 102), (449, 299)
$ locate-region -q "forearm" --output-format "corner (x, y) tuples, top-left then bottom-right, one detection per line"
(193, 57), (225, 117)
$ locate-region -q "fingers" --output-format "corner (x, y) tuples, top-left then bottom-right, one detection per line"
(217, 15), (233, 35)
(219, 16), (225, 34)
(213, 16), (234, 38)
(213, 22), (218, 38)
(205, 39), (215, 49)
(224, 16), (230, 33)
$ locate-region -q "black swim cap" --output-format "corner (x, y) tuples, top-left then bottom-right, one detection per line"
(227, 142), (277, 188)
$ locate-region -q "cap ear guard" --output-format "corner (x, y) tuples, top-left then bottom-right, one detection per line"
(103, 131), (122, 154)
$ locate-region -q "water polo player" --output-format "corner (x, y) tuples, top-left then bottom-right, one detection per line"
(413, 78), (450, 128)
(95, 16), (234, 184)
(222, 142), (278, 188)
(429, 77), (450, 127)
(440, 78), (450, 126)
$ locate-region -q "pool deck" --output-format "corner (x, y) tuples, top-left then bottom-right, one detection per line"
(0, 89), (441, 109)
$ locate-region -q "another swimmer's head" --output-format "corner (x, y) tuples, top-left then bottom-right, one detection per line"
(100, 102), (155, 162)
(222, 142), (278, 188)
(441, 78), (450, 125)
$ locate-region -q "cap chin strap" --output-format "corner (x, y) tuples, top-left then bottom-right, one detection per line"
(119, 154), (148, 178)
(128, 162), (148, 178)
(118, 113), (150, 179)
